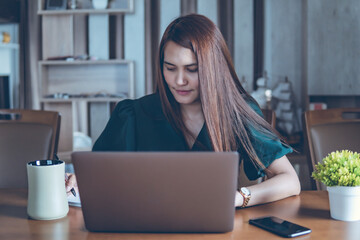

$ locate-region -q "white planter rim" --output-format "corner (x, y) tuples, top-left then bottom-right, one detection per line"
(327, 186), (360, 195)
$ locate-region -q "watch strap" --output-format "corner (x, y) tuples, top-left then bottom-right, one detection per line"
(240, 188), (251, 208)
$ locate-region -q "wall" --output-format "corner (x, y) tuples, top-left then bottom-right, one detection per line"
(125, 0), (145, 98)
(264, 0), (360, 109)
(234, 0), (253, 92)
(264, 0), (303, 107)
(307, 0), (360, 96)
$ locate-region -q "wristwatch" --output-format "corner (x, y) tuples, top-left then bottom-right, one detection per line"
(239, 187), (251, 208)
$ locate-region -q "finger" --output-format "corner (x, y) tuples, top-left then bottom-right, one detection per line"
(65, 173), (70, 182)
(66, 174), (77, 192)
(68, 174), (78, 187)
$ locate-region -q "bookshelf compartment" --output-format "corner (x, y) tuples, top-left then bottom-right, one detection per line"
(38, 0), (134, 15)
(39, 60), (135, 100)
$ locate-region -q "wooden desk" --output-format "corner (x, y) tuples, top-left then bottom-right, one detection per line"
(0, 189), (359, 240)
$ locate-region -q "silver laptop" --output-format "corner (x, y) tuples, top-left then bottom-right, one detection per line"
(71, 151), (239, 233)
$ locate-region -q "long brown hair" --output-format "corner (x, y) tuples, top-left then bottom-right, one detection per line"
(156, 14), (280, 169)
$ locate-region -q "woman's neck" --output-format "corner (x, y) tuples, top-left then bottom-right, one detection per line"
(180, 102), (203, 122)
(180, 102), (205, 148)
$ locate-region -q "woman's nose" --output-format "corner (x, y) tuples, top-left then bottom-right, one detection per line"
(175, 71), (187, 86)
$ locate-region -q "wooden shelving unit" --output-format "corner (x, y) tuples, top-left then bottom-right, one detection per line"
(37, 8), (134, 15)
(38, 60), (135, 100)
(38, 0), (134, 15)
(37, 0), (135, 159)
(0, 43), (19, 49)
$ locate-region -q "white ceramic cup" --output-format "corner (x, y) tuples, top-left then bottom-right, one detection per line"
(27, 160), (69, 220)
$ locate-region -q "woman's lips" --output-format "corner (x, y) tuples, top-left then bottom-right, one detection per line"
(175, 90), (192, 96)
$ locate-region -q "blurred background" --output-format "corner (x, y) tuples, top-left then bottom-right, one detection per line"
(1, 0), (359, 189)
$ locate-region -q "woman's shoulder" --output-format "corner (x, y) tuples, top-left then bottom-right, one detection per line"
(243, 94), (263, 116)
(114, 93), (164, 119)
(136, 92), (161, 107)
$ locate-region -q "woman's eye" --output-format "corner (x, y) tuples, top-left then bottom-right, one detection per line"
(187, 68), (198, 73)
(166, 67), (176, 72)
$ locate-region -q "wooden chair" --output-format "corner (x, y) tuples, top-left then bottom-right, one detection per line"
(238, 109), (276, 188)
(261, 109), (276, 128)
(303, 108), (360, 190)
(0, 109), (61, 188)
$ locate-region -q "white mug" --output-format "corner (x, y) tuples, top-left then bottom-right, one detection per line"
(27, 160), (69, 220)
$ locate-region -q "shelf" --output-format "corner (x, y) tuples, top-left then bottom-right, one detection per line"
(38, 8), (134, 15)
(40, 97), (125, 103)
(39, 59), (133, 65)
(39, 60), (135, 99)
(0, 43), (19, 49)
(38, 0), (134, 15)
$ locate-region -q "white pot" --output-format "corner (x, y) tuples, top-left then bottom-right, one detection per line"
(92, 0), (108, 9)
(327, 186), (360, 221)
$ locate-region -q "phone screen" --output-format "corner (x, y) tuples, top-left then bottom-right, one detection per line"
(249, 216), (311, 238)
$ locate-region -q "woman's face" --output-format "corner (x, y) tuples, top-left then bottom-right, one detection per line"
(163, 41), (200, 106)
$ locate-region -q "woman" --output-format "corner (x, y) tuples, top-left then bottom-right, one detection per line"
(66, 14), (300, 208)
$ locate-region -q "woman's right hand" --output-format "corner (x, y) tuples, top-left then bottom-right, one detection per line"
(65, 173), (78, 196)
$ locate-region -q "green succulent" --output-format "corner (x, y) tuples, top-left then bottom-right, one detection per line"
(312, 150), (360, 187)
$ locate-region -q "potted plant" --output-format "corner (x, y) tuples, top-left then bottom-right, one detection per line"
(312, 150), (360, 221)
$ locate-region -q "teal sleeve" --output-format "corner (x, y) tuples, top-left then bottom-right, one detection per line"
(242, 101), (293, 180)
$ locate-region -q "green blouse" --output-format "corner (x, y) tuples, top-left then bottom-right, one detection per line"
(92, 93), (292, 180)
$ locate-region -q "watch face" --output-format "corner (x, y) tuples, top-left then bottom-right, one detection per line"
(241, 187), (250, 196)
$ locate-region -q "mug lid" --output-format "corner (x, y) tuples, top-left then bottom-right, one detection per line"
(28, 160), (63, 166)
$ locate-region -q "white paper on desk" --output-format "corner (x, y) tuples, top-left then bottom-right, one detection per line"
(67, 192), (81, 207)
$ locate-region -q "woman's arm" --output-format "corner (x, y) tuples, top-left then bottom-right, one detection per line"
(235, 155), (301, 207)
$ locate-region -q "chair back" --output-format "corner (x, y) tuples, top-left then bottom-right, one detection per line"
(0, 109), (60, 188)
(261, 108), (276, 128)
(303, 108), (360, 190)
(238, 109), (276, 188)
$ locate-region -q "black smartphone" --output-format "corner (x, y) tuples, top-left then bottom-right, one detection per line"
(249, 216), (311, 238)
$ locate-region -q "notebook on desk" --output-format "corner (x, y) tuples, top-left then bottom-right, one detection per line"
(71, 151), (239, 233)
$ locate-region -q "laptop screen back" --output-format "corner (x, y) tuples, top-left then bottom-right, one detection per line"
(72, 151), (239, 233)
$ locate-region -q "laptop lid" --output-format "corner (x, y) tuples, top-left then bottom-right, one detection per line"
(72, 151), (239, 233)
